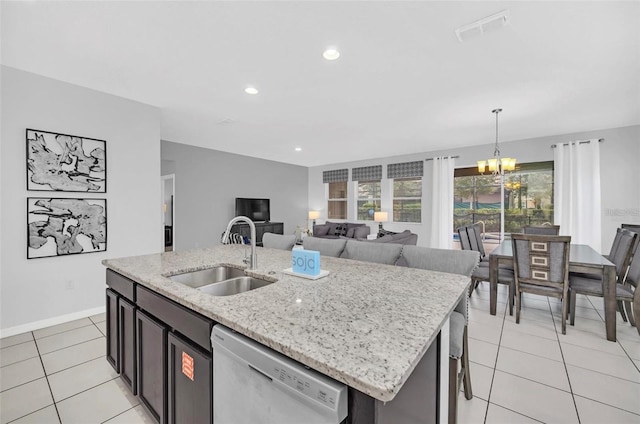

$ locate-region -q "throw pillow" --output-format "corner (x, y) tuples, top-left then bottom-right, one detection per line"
(346, 227), (356, 238)
(334, 223), (348, 237)
(377, 228), (396, 238)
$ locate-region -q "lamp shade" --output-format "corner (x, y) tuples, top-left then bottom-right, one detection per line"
(308, 210), (320, 220)
(374, 212), (388, 223)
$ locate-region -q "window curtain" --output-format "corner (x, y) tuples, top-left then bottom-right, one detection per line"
(430, 157), (455, 249)
(554, 140), (601, 251)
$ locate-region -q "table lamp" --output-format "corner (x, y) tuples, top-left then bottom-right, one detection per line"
(308, 210), (320, 228)
(374, 211), (388, 232)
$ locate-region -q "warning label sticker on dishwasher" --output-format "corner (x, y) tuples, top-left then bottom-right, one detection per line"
(182, 352), (194, 381)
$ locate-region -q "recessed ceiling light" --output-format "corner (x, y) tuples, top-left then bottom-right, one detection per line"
(323, 47), (340, 61)
(245, 86), (258, 95)
(295, 147), (302, 152)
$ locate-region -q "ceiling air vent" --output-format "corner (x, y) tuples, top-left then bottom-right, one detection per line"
(455, 10), (510, 42)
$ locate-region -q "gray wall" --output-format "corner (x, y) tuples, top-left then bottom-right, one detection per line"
(1, 66), (162, 333)
(309, 125), (640, 253)
(162, 141), (308, 250)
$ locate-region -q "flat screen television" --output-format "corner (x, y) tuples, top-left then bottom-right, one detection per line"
(235, 198), (270, 222)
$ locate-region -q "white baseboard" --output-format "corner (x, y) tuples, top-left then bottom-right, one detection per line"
(0, 306), (106, 338)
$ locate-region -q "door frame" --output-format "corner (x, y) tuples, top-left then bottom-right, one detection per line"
(161, 174), (175, 251)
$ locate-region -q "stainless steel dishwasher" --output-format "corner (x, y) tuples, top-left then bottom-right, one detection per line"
(211, 325), (348, 424)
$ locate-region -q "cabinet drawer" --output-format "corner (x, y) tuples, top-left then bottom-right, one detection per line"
(106, 269), (136, 302)
(137, 285), (214, 352)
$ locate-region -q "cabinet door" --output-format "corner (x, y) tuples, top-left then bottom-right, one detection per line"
(167, 332), (213, 424)
(106, 289), (119, 373)
(137, 309), (168, 424)
(119, 298), (137, 394)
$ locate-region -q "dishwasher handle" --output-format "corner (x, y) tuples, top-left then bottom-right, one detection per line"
(248, 364), (273, 382)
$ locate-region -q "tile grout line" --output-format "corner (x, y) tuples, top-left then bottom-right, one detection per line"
(33, 322), (96, 341)
(585, 295), (640, 375)
(551, 296), (581, 424)
(31, 331), (63, 424)
(37, 336), (105, 357)
(480, 298), (508, 424)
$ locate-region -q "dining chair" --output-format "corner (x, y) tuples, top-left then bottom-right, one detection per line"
(470, 260), (516, 315)
(399, 245), (479, 424)
(618, 243), (640, 332)
(569, 228), (638, 327)
(575, 225), (637, 322)
(262, 232), (297, 250)
(457, 225), (473, 251)
(511, 234), (572, 334)
(522, 225), (560, 235)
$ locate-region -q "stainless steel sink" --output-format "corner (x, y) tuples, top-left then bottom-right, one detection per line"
(198, 276), (273, 296)
(168, 266), (245, 288)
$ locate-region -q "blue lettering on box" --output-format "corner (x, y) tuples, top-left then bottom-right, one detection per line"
(292, 249), (320, 276)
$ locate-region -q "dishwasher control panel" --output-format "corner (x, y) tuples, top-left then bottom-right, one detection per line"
(273, 363), (338, 408)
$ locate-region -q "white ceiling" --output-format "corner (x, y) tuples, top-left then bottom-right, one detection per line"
(2, 1), (639, 167)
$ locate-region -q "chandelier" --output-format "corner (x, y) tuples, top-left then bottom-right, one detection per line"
(477, 108), (516, 175)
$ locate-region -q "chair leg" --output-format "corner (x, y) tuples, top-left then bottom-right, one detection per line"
(634, 290), (640, 336)
(448, 357), (458, 424)
(570, 290), (577, 326)
(462, 327), (473, 400)
(618, 300), (628, 322)
(624, 300), (635, 327)
(515, 289), (521, 324)
(561, 296), (567, 335)
(508, 283), (514, 316)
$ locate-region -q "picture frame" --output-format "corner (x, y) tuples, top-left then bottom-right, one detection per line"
(26, 129), (107, 192)
(27, 197), (107, 259)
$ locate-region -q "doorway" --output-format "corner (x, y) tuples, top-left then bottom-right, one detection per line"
(162, 174), (175, 252)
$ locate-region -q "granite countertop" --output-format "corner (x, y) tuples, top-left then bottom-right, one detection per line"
(102, 245), (469, 402)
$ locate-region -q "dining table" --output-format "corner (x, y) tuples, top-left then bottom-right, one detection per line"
(489, 240), (618, 342)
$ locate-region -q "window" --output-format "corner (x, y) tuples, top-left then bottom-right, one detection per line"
(324, 169), (349, 220)
(393, 178), (422, 223)
(328, 181), (347, 219)
(453, 161), (554, 238)
(352, 165), (383, 221)
(388, 161), (424, 223)
(357, 180), (381, 220)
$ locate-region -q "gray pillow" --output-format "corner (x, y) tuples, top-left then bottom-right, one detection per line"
(353, 226), (370, 239)
(302, 237), (347, 257)
(340, 240), (403, 265)
(313, 225), (330, 236)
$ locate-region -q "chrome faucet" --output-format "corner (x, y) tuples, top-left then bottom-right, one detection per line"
(222, 216), (257, 270)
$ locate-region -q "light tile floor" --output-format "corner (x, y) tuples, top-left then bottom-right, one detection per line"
(0, 314), (154, 424)
(459, 283), (640, 423)
(1, 287), (639, 423)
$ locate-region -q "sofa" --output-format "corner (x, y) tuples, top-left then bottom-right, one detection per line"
(312, 221), (370, 240)
(312, 222), (418, 245)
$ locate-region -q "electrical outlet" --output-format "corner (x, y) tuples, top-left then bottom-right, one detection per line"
(65, 280), (75, 290)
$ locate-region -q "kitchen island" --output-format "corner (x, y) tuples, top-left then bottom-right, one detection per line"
(103, 245), (470, 423)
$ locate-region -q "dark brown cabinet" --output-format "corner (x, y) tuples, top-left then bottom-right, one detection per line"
(167, 332), (213, 424)
(106, 270), (137, 395)
(119, 297), (137, 394)
(230, 221), (284, 246)
(137, 309), (168, 424)
(106, 289), (119, 373)
(107, 270), (217, 424)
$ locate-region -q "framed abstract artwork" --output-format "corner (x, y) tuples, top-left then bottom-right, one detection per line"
(27, 197), (107, 259)
(26, 129), (107, 192)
